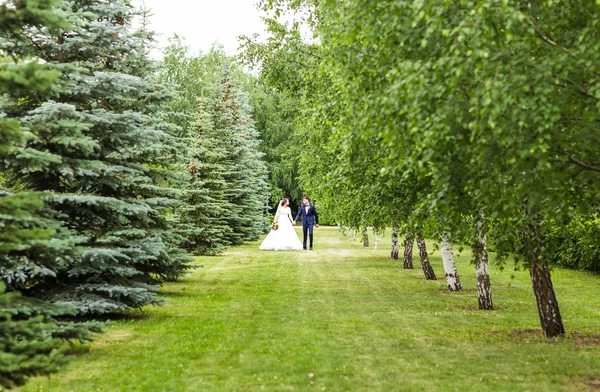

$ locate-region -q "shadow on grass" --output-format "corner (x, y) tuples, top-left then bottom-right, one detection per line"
(158, 289), (194, 298)
(93, 305), (182, 322)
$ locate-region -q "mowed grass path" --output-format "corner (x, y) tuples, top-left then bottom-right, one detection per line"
(22, 228), (600, 391)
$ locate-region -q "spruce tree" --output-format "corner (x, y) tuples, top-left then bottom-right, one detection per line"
(219, 66), (269, 242)
(1, 0), (191, 315)
(176, 100), (232, 255)
(184, 66), (269, 247)
(160, 42), (270, 251)
(1, 1), (98, 388)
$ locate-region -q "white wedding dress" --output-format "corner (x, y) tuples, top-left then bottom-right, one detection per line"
(259, 206), (304, 251)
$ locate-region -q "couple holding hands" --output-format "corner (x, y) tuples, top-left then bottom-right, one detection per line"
(259, 196), (319, 251)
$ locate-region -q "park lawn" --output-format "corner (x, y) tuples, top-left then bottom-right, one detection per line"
(20, 228), (600, 392)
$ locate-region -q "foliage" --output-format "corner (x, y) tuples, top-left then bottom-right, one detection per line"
(1, 0), (192, 315)
(159, 40), (270, 252)
(546, 211), (600, 273)
(0, 283), (100, 390)
(159, 38), (235, 135)
(200, 66), (269, 244)
(161, 38), (298, 214)
(177, 66), (269, 252)
(244, 78), (302, 209)
(174, 101), (232, 255)
(0, 0), (99, 388)
(246, 0), (600, 336)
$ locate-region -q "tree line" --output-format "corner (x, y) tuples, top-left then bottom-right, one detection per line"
(0, 0), (280, 388)
(241, 0), (600, 339)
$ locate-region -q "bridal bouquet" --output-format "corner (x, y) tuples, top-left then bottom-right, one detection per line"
(271, 222), (279, 230)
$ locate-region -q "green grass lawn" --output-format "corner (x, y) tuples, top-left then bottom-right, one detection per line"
(20, 228), (600, 391)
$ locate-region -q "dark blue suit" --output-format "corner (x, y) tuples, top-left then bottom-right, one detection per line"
(295, 204), (319, 249)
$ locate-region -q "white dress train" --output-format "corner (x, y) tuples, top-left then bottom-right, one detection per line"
(259, 206), (304, 251)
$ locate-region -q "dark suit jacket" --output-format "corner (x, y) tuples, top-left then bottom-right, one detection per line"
(295, 204), (319, 226)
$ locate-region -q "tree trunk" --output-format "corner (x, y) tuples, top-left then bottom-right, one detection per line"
(530, 261), (565, 337)
(522, 201), (565, 337)
(441, 233), (461, 292)
(416, 234), (436, 280)
(373, 234), (379, 250)
(474, 216), (493, 310)
(403, 235), (414, 269)
(391, 225), (399, 260)
(362, 228), (369, 247)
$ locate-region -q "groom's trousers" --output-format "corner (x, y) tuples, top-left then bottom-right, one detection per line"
(302, 223), (314, 249)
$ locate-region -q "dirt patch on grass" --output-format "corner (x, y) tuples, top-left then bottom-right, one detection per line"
(508, 328), (545, 341)
(570, 378), (600, 390)
(484, 328), (543, 342)
(569, 332), (600, 347)
(486, 329), (600, 346)
(584, 379), (600, 389)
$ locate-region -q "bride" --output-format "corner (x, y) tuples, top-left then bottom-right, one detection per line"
(259, 198), (303, 251)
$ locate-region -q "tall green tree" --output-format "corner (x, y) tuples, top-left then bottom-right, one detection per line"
(245, 79), (302, 208)
(160, 38), (233, 135)
(175, 98), (232, 255)
(161, 38), (297, 212)
(159, 39), (273, 250)
(205, 66), (269, 243)
(0, 1), (98, 388)
(1, 0), (191, 315)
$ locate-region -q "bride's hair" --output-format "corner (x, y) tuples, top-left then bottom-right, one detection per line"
(280, 198), (289, 207)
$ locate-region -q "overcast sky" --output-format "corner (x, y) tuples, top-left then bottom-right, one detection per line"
(133, 0), (267, 58)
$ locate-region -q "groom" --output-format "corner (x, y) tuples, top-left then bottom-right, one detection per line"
(293, 196), (319, 250)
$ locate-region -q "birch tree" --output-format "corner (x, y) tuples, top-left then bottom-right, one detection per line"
(441, 233), (461, 292)
(247, 0), (600, 338)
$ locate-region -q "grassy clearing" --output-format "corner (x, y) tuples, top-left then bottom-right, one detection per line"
(20, 228), (600, 391)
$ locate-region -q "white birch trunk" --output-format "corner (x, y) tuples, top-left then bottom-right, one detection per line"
(475, 216), (493, 310)
(441, 233), (461, 292)
(416, 234), (437, 280)
(391, 225), (399, 260)
(374, 235), (379, 250)
(403, 235), (414, 269)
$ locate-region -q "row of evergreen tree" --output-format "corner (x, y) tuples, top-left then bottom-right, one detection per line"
(0, 0), (270, 388)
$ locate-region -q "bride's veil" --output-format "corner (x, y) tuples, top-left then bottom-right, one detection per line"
(273, 199), (283, 222)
